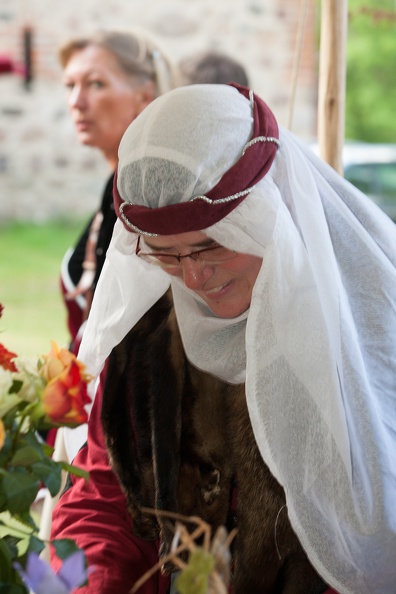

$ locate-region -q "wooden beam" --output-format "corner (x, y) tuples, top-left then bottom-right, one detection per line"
(317, 0), (348, 174)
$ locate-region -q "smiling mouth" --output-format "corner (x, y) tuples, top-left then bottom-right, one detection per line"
(203, 281), (232, 297)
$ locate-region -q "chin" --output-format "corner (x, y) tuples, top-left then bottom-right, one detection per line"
(77, 133), (94, 147)
(207, 302), (249, 319)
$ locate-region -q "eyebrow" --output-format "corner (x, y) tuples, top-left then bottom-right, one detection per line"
(144, 238), (217, 252)
(63, 68), (104, 82)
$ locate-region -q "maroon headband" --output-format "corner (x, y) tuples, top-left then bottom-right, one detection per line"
(113, 83), (279, 236)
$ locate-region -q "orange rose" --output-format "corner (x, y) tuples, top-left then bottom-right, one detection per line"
(41, 359), (91, 426)
(40, 341), (84, 382)
(0, 343), (18, 372)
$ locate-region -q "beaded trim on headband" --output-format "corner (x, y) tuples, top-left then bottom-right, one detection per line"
(114, 82), (280, 236)
(118, 185), (259, 236)
(190, 186), (255, 205)
(118, 202), (159, 236)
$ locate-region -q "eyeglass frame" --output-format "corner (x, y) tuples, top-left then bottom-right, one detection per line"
(135, 235), (238, 268)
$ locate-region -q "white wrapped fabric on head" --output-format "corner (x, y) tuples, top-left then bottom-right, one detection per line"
(77, 84), (396, 593)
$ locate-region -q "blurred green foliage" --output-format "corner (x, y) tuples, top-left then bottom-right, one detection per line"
(0, 220), (85, 356)
(346, 0), (396, 142)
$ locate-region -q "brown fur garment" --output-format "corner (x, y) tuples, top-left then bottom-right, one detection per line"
(101, 292), (233, 542)
(101, 291), (327, 594)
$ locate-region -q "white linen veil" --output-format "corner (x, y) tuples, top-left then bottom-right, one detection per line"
(73, 84), (396, 593)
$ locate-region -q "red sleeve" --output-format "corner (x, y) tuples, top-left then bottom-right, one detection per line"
(50, 367), (170, 594)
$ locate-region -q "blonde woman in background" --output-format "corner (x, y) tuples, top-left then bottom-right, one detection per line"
(59, 29), (179, 355)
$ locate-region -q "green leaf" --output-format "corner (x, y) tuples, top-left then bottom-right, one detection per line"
(0, 583), (27, 594)
(9, 379), (23, 394)
(0, 512), (39, 559)
(1, 509), (38, 532)
(0, 541), (28, 594)
(26, 535), (45, 556)
(0, 538), (12, 581)
(12, 534), (31, 557)
(0, 535), (29, 589)
(0, 432), (13, 468)
(52, 538), (81, 560)
(23, 431), (46, 450)
(0, 483), (7, 512)
(41, 443), (54, 457)
(9, 446), (43, 467)
(0, 511), (35, 539)
(0, 535), (18, 561)
(61, 461), (89, 482)
(31, 460), (61, 496)
(1, 471), (40, 514)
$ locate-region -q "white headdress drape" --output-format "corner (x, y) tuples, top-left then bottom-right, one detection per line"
(74, 84), (396, 593)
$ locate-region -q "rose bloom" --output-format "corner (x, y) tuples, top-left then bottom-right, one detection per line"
(41, 359), (91, 426)
(0, 343), (18, 372)
(40, 341), (83, 382)
(39, 342), (92, 427)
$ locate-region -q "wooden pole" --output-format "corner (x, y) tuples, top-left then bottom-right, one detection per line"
(317, 0), (348, 175)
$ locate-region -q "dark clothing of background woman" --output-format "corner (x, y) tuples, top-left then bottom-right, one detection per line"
(60, 174), (116, 353)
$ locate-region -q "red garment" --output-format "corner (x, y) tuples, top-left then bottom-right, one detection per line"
(60, 276), (84, 353)
(50, 367), (339, 594)
(50, 368), (170, 594)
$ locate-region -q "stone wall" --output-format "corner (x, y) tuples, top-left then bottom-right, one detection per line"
(0, 0), (319, 222)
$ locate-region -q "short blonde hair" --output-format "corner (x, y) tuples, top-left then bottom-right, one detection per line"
(58, 28), (179, 96)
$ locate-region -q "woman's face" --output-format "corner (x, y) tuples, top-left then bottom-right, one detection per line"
(63, 45), (154, 167)
(142, 231), (263, 318)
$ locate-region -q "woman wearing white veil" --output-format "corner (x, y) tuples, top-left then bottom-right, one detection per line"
(54, 83), (396, 594)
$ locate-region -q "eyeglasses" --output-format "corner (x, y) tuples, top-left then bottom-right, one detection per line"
(135, 235), (237, 269)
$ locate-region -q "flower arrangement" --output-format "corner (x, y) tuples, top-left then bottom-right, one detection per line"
(0, 303), (92, 593)
(131, 509), (236, 594)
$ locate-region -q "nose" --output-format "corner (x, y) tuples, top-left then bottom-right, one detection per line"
(68, 84), (86, 110)
(181, 258), (213, 290)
